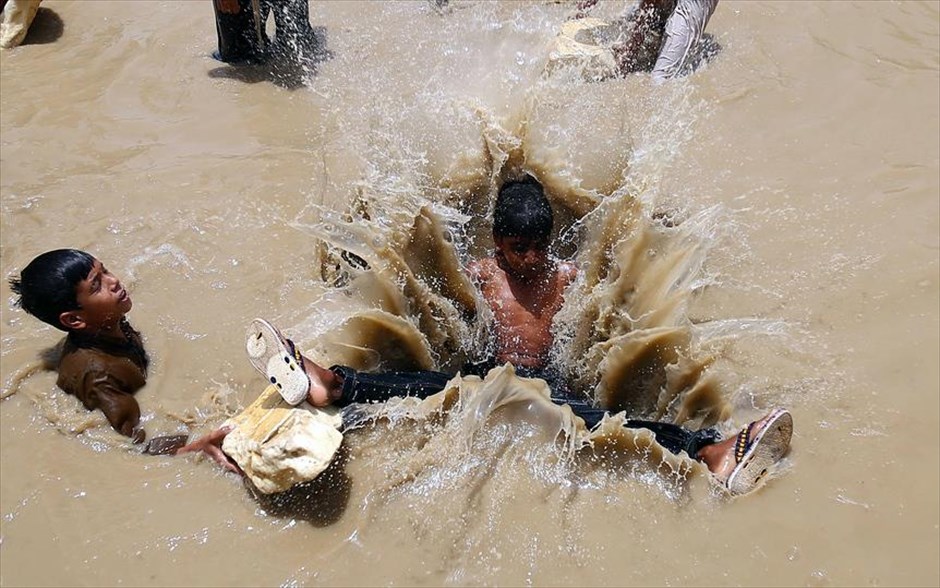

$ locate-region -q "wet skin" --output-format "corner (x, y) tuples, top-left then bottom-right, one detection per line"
(60, 259), (143, 440)
(61, 260), (133, 337)
(470, 236), (577, 369)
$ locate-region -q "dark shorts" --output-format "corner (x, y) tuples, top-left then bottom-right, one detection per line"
(329, 364), (719, 458)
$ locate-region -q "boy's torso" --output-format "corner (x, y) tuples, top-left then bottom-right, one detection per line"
(56, 323), (149, 408)
(472, 257), (577, 369)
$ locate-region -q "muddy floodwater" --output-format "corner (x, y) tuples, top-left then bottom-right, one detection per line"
(1, 1), (938, 586)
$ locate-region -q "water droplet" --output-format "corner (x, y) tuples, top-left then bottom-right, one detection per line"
(786, 546), (799, 561)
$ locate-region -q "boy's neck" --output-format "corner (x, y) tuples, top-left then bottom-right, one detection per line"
(496, 252), (555, 288)
(73, 317), (131, 342)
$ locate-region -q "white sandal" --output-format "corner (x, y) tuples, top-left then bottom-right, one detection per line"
(245, 318), (310, 406)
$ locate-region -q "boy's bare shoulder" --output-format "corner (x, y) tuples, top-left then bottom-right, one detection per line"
(57, 343), (146, 397)
(468, 257), (500, 281)
(557, 260), (578, 284)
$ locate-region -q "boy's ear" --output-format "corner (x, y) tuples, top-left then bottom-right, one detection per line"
(59, 310), (85, 331)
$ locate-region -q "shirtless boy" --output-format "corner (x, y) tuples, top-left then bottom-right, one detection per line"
(10, 249), (187, 453)
(185, 176), (792, 494)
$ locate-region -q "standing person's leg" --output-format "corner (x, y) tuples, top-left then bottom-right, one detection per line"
(252, 0), (272, 49)
(212, 0), (266, 64)
(268, 0), (316, 58)
(650, 0), (718, 81)
(610, 0), (673, 75)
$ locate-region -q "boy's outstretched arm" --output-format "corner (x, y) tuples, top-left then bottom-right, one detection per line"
(175, 426), (241, 474)
(93, 384), (145, 443)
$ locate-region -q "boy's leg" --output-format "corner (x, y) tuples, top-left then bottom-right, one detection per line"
(560, 397), (719, 456)
(623, 418), (721, 457)
(696, 409), (792, 494)
(328, 366), (453, 407)
(246, 319), (340, 405)
(563, 400), (792, 495)
(246, 318), (450, 407)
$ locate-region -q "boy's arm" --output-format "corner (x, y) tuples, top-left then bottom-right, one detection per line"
(175, 427), (241, 473)
(78, 371), (145, 442)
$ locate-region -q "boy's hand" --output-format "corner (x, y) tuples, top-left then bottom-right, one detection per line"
(175, 426), (242, 474)
(131, 426), (146, 444)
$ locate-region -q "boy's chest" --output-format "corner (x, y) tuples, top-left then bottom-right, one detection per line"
(483, 278), (563, 324)
(57, 344), (148, 398)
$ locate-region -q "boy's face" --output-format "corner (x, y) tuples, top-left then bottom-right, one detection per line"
(60, 259), (133, 331)
(494, 235), (550, 281)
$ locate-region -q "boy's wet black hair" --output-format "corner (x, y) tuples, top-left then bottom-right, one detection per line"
(9, 249), (96, 332)
(493, 174), (553, 239)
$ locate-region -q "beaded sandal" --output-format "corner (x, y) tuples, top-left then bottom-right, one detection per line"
(725, 408), (793, 495)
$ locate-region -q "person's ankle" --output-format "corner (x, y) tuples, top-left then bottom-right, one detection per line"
(306, 382), (333, 407)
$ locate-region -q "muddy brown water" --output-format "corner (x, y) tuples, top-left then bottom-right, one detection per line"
(1, 1), (938, 586)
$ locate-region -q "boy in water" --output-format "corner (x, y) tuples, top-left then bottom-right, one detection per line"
(187, 176), (792, 494)
(9, 249), (187, 453)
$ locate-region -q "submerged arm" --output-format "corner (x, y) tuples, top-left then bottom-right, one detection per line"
(82, 373), (145, 443)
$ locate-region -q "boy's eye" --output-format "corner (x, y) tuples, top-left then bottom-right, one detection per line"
(513, 241), (547, 254)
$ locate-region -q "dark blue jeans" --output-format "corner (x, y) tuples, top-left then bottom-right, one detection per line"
(330, 365), (719, 458)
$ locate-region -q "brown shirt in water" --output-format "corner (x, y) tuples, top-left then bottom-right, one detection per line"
(56, 319), (149, 441)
